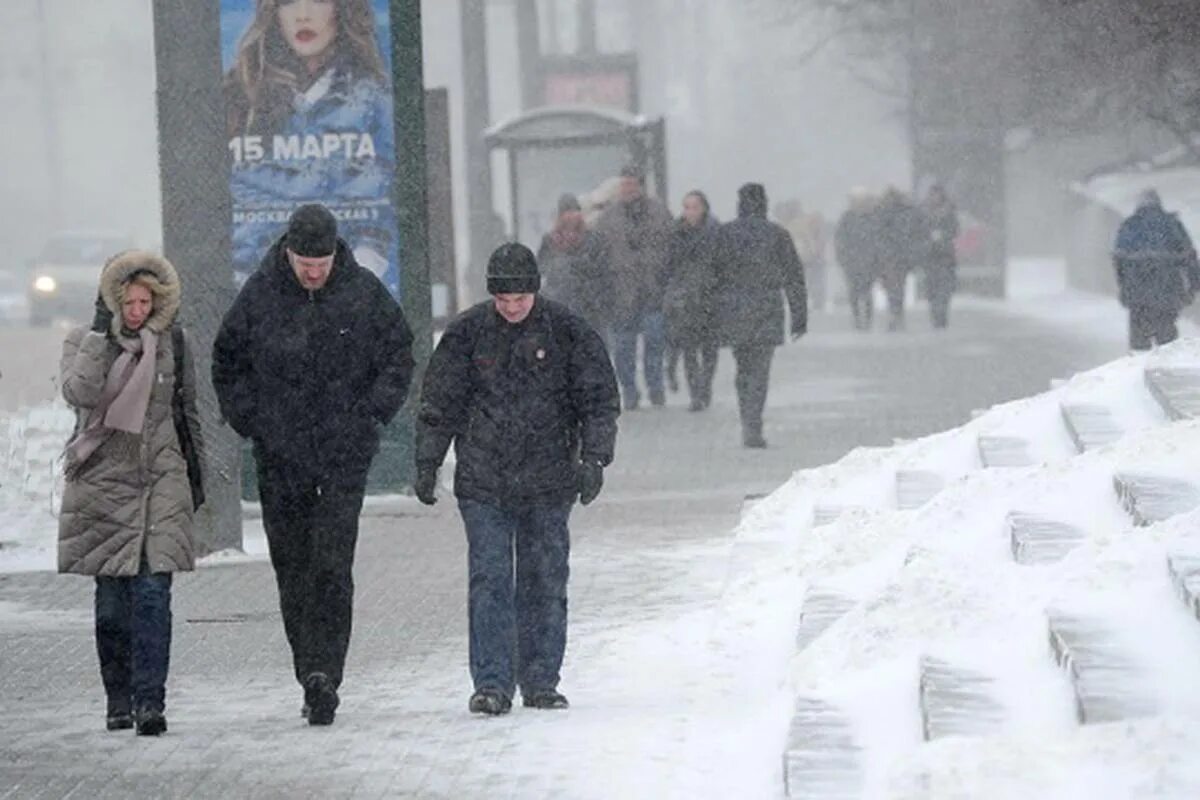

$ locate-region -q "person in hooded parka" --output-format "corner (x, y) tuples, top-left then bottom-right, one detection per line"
(58, 250), (204, 737)
(1114, 189), (1200, 350)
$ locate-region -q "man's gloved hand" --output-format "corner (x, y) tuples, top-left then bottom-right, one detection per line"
(578, 460), (604, 506)
(91, 292), (114, 334)
(415, 465), (439, 506)
(791, 324), (807, 342)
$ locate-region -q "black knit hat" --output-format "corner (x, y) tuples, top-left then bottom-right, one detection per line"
(286, 203), (338, 257)
(486, 243), (541, 295)
(737, 183), (768, 217)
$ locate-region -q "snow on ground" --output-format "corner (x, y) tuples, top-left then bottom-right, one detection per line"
(742, 336), (1200, 798)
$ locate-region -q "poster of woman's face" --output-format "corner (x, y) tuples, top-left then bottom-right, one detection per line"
(220, 0), (401, 295)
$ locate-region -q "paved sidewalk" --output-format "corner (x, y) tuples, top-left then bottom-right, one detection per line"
(0, 302), (1125, 799)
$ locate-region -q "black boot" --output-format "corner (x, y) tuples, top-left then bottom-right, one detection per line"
(469, 689), (512, 716)
(106, 697), (133, 731)
(522, 689), (569, 710)
(134, 705), (167, 736)
(304, 672), (339, 726)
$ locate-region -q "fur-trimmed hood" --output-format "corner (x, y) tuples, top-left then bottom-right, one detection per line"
(99, 251), (181, 336)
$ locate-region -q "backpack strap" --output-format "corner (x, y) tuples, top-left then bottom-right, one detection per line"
(172, 326), (184, 397)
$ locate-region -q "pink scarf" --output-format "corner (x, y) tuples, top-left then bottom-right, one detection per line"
(64, 329), (158, 477)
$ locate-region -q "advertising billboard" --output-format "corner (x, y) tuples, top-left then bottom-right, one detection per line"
(220, 0), (400, 294)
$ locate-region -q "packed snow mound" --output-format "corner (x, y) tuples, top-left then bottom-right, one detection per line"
(748, 337), (1200, 799)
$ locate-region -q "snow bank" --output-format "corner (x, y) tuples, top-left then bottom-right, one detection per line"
(745, 337), (1200, 798)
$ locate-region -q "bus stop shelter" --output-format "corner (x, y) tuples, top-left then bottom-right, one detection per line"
(484, 105), (668, 245)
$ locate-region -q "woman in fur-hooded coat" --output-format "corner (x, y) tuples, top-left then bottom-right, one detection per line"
(58, 251), (202, 577)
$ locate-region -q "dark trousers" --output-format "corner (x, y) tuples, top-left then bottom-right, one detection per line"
(882, 272), (906, 329)
(258, 464), (367, 689)
(847, 273), (874, 330)
(94, 565), (173, 713)
(1129, 305), (1179, 351)
(458, 498), (572, 698)
(682, 338), (719, 407)
(926, 267), (955, 329)
(732, 344), (775, 439)
(612, 311), (666, 406)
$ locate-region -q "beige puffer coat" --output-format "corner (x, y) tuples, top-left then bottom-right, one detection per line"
(57, 251), (201, 576)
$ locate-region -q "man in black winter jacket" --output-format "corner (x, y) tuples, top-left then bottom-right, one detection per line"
(211, 204), (415, 726)
(414, 242), (619, 716)
(713, 183), (808, 449)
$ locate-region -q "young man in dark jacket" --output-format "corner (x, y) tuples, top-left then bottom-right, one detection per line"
(713, 183), (808, 448)
(414, 243), (620, 715)
(211, 204), (415, 726)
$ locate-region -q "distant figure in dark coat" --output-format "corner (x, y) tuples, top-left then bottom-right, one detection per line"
(537, 193), (612, 340)
(664, 190), (720, 412)
(835, 188), (879, 331)
(923, 184), (960, 329)
(875, 188), (930, 332)
(1114, 189), (1200, 350)
(713, 183), (808, 448)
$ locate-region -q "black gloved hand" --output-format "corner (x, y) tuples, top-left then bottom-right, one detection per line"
(578, 461), (604, 506)
(415, 465), (439, 506)
(91, 292), (114, 334)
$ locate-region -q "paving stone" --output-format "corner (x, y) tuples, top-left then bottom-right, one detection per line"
(783, 697), (862, 800)
(896, 469), (944, 510)
(918, 657), (1005, 740)
(1007, 513), (1086, 565)
(1114, 473), (1200, 527)
(795, 590), (857, 652)
(1046, 611), (1156, 724)
(977, 435), (1035, 468)
(1144, 367), (1200, 421)
(1166, 553), (1200, 621)
(1059, 403), (1123, 453)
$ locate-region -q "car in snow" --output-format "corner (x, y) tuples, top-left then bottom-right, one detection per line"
(0, 269), (29, 325)
(27, 231), (135, 326)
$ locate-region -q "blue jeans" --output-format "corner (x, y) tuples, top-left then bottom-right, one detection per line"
(458, 498), (572, 698)
(612, 310), (666, 406)
(94, 567), (173, 713)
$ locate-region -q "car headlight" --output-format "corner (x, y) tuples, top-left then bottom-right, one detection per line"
(33, 276), (57, 294)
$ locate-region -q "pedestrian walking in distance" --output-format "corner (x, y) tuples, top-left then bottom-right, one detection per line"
(835, 188), (879, 331)
(922, 184), (960, 330)
(713, 183), (808, 448)
(59, 251), (205, 736)
(536, 193), (613, 343)
(414, 242), (620, 716)
(663, 190), (720, 412)
(875, 187), (929, 332)
(1113, 189), (1200, 351)
(212, 204), (415, 726)
(595, 163), (674, 410)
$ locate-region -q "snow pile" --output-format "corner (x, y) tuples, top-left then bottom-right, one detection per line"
(0, 401), (73, 572)
(745, 337), (1200, 798)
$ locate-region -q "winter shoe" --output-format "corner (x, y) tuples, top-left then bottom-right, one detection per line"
(688, 399), (705, 412)
(649, 390), (666, 408)
(743, 434), (768, 449)
(134, 706), (167, 736)
(522, 689), (569, 710)
(304, 672), (338, 726)
(106, 698), (133, 731)
(469, 689), (512, 716)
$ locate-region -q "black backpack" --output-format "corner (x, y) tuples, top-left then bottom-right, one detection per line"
(171, 326), (205, 510)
